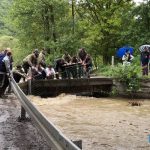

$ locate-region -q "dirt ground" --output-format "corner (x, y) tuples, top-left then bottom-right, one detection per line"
(0, 93), (50, 150)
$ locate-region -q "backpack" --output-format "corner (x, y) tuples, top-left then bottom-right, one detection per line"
(0, 53), (6, 72)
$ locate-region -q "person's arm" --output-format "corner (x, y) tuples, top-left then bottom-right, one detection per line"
(52, 68), (56, 75)
(27, 55), (34, 67)
(3, 57), (10, 73)
(45, 68), (49, 76)
(122, 55), (127, 61)
(62, 54), (65, 60)
(130, 55), (134, 61)
(13, 69), (27, 78)
(68, 55), (72, 62)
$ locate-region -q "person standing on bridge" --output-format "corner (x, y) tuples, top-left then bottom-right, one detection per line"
(37, 48), (46, 67)
(83, 54), (93, 78)
(70, 56), (80, 78)
(12, 65), (27, 83)
(55, 58), (67, 79)
(78, 48), (87, 77)
(78, 48), (87, 63)
(22, 49), (39, 74)
(62, 51), (72, 64)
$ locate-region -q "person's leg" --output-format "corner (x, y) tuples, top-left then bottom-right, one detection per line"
(55, 72), (59, 79)
(145, 65), (148, 75)
(0, 75), (9, 97)
(41, 70), (46, 79)
(61, 71), (67, 79)
(143, 65), (148, 76)
(72, 65), (78, 78)
(0, 74), (5, 96)
(66, 67), (71, 79)
(6, 83), (12, 94)
(23, 62), (29, 74)
(47, 75), (54, 79)
(86, 66), (92, 78)
(78, 65), (84, 78)
(142, 64), (146, 76)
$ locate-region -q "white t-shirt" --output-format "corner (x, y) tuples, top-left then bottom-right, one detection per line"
(122, 54), (134, 66)
(45, 67), (55, 76)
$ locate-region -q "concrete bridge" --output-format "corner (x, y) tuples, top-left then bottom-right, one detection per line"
(19, 77), (113, 97)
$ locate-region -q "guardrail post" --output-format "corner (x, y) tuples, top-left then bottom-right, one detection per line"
(18, 67), (32, 122)
(21, 106), (26, 119)
(111, 56), (114, 67)
(21, 106), (26, 117)
(18, 106), (30, 121)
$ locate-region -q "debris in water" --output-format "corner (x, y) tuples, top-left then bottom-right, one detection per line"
(128, 100), (143, 106)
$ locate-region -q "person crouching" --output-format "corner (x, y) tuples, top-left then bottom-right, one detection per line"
(46, 65), (55, 79)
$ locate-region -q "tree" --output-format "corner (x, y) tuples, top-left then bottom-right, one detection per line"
(76, 0), (134, 64)
(10, 0), (70, 49)
(131, 0), (150, 45)
(0, 0), (14, 36)
(8, 0), (148, 66)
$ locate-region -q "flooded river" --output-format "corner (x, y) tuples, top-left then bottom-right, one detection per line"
(29, 94), (150, 150)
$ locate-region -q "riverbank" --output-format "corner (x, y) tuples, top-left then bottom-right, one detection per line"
(114, 78), (150, 99)
(0, 93), (50, 150)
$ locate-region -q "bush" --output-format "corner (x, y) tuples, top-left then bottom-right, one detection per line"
(98, 63), (142, 93)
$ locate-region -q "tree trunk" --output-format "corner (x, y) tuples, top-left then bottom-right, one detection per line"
(49, 5), (57, 42)
(44, 7), (50, 41)
(103, 47), (110, 64)
(72, 0), (75, 34)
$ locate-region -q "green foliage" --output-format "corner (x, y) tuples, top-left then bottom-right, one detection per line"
(0, 0), (14, 36)
(127, 0), (150, 50)
(0, 0), (149, 66)
(45, 49), (62, 65)
(76, 0), (134, 63)
(9, 0), (136, 64)
(114, 64), (141, 92)
(98, 62), (142, 93)
(0, 35), (29, 65)
(0, 35), (18, 51)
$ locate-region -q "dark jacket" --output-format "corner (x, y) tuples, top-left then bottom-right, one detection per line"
(141, 51), (149, 65)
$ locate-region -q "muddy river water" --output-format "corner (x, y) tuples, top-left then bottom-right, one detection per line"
(29, 94), (150, 150)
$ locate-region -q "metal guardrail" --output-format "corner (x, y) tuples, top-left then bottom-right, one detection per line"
(10, 76), (81, 150)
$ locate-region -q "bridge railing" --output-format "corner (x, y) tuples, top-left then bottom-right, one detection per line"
(10, 76), (81, 150)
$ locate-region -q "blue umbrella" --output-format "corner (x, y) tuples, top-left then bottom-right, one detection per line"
(116, 46), (134, 58)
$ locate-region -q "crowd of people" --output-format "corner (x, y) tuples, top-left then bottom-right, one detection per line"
(0, 48), (13, 98)
(121, 46), (150, 76)
(21, 47), (93, 80)
(1, 45), (149, 98)
(55, 49), (93, 79)
(0, 47), (93, 97)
